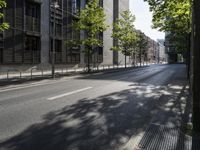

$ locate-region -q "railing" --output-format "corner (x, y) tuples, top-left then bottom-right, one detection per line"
(0, 63), (152, 81)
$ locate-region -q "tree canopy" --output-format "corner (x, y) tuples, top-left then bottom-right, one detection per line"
(0, 0), (9, 31)
(68, 0), (108, 49)
(144, 0), (191, 34)
(144, 0), (192, 56)
(66, 0), (108, 71)
(136, 31), (148, 65)
(111, 10), (138, 68)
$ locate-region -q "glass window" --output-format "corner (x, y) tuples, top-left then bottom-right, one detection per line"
(25, 35), (40, 63)
(25, 2), (40, 32)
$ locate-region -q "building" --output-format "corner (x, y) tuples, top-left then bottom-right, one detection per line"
(157, 39), (167, 63)
(0, 0), (129, 72)
(146, 37), (159, 63)
(164, 32), (178, 63)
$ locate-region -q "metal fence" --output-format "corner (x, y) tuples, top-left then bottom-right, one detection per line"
(0, 63), (150, 80)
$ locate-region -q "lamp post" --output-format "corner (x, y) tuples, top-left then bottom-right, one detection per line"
(51, 1), (59, 78)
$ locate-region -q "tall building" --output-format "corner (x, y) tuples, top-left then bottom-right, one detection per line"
(157, 39), (167, 63)
(0, 0), (129, 71)
(146, 37), (159, 63)
(164, 32), (178, 63)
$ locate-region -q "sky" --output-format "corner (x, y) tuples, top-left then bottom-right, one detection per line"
(129, 0), (165, 41)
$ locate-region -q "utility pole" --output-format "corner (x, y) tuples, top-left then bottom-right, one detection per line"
(139, 32), (142, 67)
(125, 49), (127, 68)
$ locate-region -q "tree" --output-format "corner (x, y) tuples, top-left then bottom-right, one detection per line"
(111, 10), (138, 68)
(143, 0), (191, 53)
(0, 0), (9, 31)
(136, 32), (148, 66)
(144, 0), (191, 75)
(144, 0), (191, 34)
(66, 0), (108, 72)
(192, 0), (200, 136)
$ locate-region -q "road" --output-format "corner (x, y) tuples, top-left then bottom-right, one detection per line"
(0, 64), (188, 150)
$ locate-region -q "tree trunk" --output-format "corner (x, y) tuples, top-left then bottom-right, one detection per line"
(125, 54), (127, 68)
(87, 47), (91, 73)
(192, 0), (200, 134)
(186, 33), (191, 79)
(140, 48), (142, 67)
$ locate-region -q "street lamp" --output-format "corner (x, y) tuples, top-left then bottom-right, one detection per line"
(51, 1), (59, 78)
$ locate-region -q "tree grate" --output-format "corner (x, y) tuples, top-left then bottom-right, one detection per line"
(138, 124), (192, 150)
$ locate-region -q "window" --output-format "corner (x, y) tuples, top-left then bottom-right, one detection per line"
(24, 35), (40, 63)
(26, 2), (40, 18)
(66, 47), (80, 63)
(50, 39), (62, 63)
(56, 24), (62, 36)
(25, 2), (40, 32)
(72, 0), (77, 14)
(98, 47), (103, 63)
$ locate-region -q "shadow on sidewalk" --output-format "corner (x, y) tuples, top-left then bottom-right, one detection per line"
(138, 84), (192, 150)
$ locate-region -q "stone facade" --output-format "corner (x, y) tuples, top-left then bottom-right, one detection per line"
(0, 0), (130, 72)
(118, 0), (131, 65)
(102, 0), (114, 65)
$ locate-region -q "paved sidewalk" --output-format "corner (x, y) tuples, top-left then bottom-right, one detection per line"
(0, 63), (164, 81)
(0, 65), (135, 80)
(0, 65), (150, 87)
(134, 79), (193, 149)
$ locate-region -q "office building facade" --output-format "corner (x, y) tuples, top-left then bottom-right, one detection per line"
(0, 0), (129, 71)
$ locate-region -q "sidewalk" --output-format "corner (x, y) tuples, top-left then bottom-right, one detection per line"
(0, 64), (135, 80)
(134, 79), (194, 149)
(0, 62), (164, 81)
(0, 64), (150, 87)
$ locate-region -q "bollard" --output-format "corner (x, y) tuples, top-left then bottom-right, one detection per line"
(20, 72), (22, 78)
(7, 71), (9, 79)
(31, 70), (32, 79)
(62, 68), (64, 75)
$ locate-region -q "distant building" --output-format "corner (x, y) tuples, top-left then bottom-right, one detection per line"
(133, 30), (160, 64)
(157, 39), (167, 63)
(164, 32), (178, 63)
(146, 37), (159, 63)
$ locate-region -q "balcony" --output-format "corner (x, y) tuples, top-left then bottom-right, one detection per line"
(25, 16), (40, 33)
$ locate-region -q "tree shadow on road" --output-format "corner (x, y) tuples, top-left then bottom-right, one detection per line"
(0, 78), (189, 150)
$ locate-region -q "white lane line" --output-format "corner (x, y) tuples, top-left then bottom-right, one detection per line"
(0, 77), (78, 93)
(47, 87), (93, 100)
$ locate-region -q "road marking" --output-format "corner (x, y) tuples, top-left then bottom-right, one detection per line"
(47, 87), (93, 100)
(0, 76), (79, 93)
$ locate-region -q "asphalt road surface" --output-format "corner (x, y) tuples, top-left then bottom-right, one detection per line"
(0, 64), (188, 150)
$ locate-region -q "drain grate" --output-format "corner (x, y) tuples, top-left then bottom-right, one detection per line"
(138, 124), (192, 150)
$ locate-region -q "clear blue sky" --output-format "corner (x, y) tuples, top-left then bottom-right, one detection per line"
(129, 0), (165, 41)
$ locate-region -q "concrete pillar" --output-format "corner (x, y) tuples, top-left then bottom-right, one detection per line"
(40, 0), (50, 66)
(102, 0), (114, 65)
(80, 0), (86, 66)
(118, 0), (130, 65)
